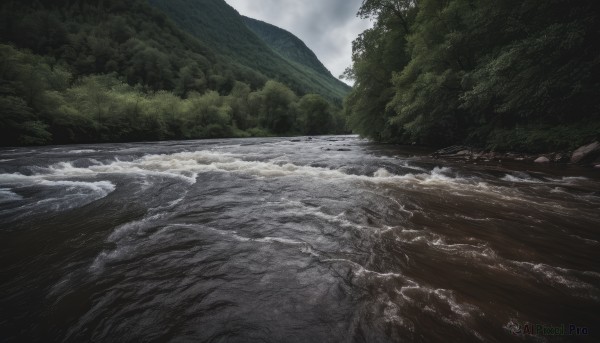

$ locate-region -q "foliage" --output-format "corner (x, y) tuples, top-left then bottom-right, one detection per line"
(148, 0), (350, 104)
(0, 44), (340, 145)
(0, 0), (345, 146)
(242, 17), (332, 78)
(344, 0), (600, 151)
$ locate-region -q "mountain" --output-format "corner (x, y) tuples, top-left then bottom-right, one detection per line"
(242, 16), (332, 79)
(0, 0), (347, 146)
(147, 0), (350, 104)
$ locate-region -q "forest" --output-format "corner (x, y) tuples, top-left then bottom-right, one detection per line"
(0, 0), (345, 146)
(148, 0), (350, 103)
(2, 0), (599, 151)
(343, 0), (600, 152)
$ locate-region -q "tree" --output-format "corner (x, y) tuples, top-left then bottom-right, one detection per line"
(256, 80), (296, 134)
(297, 94), (332, 135)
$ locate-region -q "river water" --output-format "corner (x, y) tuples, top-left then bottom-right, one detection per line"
(1, 136), (599, 342)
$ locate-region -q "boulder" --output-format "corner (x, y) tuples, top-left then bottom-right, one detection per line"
(571, 141), (600, 164)
(433, 145), (471, 156)
(534, 156), (550, 163)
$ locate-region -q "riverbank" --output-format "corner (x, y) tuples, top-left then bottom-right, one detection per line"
(431, 141), (600, 169)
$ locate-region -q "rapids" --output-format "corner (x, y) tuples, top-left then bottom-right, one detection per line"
(1, 136), (598, 342)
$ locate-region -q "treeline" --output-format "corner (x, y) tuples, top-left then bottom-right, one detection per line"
(0, 45), (344, 145)
(0, 0), (266, 95)
(344, 0), (600, 152)
(0, 0), (345, 146)
(148, 0), (350, 103)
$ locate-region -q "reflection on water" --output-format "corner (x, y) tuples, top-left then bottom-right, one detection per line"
(1, 136), (599, 342)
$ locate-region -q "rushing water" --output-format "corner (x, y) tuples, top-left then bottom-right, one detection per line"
(1, 136), (599, 342)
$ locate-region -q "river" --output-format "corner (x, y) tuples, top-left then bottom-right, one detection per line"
(1, 136), (599, 342)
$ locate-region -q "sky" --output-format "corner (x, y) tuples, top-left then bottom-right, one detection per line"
(224, 0), (372, 85)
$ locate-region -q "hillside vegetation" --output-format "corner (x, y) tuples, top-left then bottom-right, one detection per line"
(148, 0), (350, 104)
(344, 0), (600, 152)
(0, 0), (346, 146)
(242, 17), (331, 80)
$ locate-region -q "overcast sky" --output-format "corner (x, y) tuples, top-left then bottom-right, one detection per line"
(224, 0), (372, 85)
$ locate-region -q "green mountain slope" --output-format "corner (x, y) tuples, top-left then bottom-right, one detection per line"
(0, 0), (267, 93)
(242, 16), (332, 79)
(0, 0), (347, 146)
(147, 0), (350, 103)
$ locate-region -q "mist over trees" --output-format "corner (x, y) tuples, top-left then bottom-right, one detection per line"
(344, 0), (600, 152)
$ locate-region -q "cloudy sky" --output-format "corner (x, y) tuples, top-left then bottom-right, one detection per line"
(224, 0), (372, 84)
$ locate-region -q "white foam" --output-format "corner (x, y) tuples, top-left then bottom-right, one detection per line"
(0, 188), (23, 202)
(1, 150), (430, 186)
(501, 174), (541, 183)
(255, 237), (305, 245)
(509, 261), (600, 292)
(107, 213), (166, 242)
(397, 282), (479, 325)
(0, 176), (115, 215)
(40, 180), (115, 197)
(455, 214), (492, 222)
(374, 168), (394, 178)
(1, 150), (555, 210)
(322, 258), (403, 279)
(90, 245), (132, 272)
(69, 149), (97, 154)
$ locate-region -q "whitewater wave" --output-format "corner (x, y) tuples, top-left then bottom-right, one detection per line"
(1, 150), (450, 188)
(0, 188), (23, 203)
(0, 166), (116, 219)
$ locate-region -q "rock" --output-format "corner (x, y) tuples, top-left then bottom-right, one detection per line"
(595, 164), (600, 169)
(483, 152), (496, 160)
(534, 156), (550, 163)
(456, 150), (470, 156)
(337, 148), (351, 152)
(571, 141), (600, 164)
(433, 145), (471, 156)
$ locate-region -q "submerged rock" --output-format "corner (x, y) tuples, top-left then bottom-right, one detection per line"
(433, 145), (471, 156)
(571, 141), (600, 164)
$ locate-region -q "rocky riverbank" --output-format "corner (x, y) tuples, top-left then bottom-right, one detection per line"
(432, 141), (600, 168)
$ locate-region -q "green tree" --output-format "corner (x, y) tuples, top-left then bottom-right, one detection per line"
(256, 80), (296, 134)
(297, 94), (332, 135)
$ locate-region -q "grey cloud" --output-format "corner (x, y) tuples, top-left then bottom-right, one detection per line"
(225, 0), (372, 84)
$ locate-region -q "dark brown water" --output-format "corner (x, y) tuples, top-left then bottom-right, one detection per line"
(1, 136), (599, 342)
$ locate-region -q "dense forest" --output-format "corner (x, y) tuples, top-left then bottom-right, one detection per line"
(0, 0), (346, 146)
(242, 16), (333, 80)
(344, 0), (600, 152)
(147, 0), (350, 104)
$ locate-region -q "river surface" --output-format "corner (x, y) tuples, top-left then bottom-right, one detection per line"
(1, 136), (599, 342)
